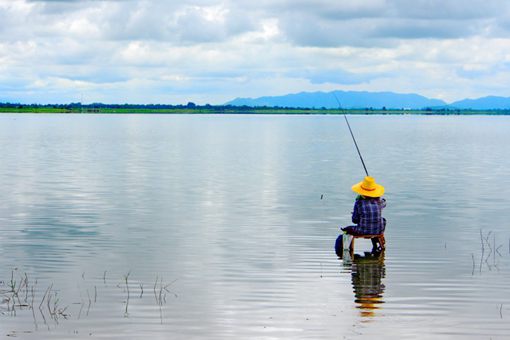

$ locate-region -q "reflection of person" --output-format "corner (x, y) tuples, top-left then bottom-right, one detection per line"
(350, 251), (386, 318)
(342, 176), (386, 250)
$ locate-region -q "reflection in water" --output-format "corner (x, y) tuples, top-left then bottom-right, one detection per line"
(344, 251), (386, 318)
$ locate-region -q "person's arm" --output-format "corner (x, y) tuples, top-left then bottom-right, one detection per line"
(351, 200), (360, 224)
(380, 198), (387, 209)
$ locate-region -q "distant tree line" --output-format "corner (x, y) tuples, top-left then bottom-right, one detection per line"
(0, 102), (209, 110)
(0, 101), (286, 110)
(1, 102), (509, 114)
(0, 102), (329, 111)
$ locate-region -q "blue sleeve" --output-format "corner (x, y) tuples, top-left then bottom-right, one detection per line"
(352, 200), (360, 224)
(380, 198), (387, 209)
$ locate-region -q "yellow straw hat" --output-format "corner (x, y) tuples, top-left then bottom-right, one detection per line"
(352, 176), (385, 197)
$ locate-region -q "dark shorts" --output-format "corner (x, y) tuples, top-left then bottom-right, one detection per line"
(342, 218), (386, 235)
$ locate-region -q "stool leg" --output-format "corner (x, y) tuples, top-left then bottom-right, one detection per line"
(379, 236), (386, 250)
(371, 238), (379, 250)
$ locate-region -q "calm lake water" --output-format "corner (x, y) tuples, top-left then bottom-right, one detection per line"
(1, 114), (510, 339)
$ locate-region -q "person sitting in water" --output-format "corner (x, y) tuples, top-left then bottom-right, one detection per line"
(342, 176), (386, 250)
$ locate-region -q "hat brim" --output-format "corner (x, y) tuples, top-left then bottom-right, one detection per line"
(352, 182), (385, 197)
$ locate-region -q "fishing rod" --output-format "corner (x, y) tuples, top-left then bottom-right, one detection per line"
(333, 94), (369, 177)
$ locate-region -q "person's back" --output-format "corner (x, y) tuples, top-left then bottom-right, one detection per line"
(352, 196), (386, 235)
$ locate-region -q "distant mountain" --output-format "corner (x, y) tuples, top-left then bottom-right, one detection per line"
(449, 96), (510, 110)
(226, 90), (447, 109)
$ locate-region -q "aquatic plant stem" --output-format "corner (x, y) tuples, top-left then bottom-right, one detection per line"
(124, 271), (131, 317)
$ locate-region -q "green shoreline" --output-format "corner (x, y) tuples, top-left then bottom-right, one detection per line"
(1, 106), (509, 115)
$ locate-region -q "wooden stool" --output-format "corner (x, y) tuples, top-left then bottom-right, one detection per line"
(349, 234), (385, 253)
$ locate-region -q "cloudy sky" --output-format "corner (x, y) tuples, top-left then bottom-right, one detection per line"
(1, 0), (510, 104)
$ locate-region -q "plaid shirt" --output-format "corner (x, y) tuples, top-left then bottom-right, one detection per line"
(351, 197), (387, 235)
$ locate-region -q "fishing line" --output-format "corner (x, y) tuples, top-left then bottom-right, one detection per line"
(333, 94), (369, 177)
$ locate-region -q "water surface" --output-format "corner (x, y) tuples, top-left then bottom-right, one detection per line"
(1, 114), (509, 339)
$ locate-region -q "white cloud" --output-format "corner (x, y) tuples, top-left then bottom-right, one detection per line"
(1, 0), (510, 104)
